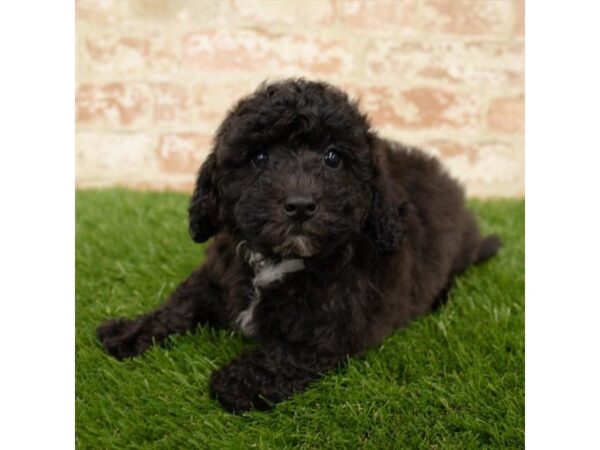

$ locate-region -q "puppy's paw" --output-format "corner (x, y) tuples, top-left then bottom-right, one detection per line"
(96, 317), (152, 360)
(209, 366), (272, 413)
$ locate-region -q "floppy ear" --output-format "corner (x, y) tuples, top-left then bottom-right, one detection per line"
(364, 164), (408, 254)
(188, 153), (221, 243)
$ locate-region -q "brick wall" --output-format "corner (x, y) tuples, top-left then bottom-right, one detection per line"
(76, 0), (524, 197)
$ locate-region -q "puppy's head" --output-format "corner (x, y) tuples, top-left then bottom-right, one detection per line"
(189, 79), (404, 258)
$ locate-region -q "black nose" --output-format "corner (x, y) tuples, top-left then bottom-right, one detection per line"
(284, 194), (318, 221)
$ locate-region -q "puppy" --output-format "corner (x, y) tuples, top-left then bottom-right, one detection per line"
(97, 79), (501, 413)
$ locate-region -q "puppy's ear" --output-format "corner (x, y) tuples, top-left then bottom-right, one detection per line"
(364, 151), (407, 253)
(189, 153), (221, 243)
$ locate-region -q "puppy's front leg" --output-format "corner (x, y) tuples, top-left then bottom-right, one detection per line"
(210, 344), (345, 413)
(97, 267), (223, 360)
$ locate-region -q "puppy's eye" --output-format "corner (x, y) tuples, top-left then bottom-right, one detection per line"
(324, 149), (341, 169)
(252, 151), (269, 167)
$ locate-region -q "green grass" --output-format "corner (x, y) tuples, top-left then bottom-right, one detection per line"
(76, 189), (524, 449)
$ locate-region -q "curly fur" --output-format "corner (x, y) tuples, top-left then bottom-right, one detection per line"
(97, 79), (501, 413)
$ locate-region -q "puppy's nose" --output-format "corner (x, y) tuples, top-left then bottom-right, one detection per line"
(284, 194), (318, 221)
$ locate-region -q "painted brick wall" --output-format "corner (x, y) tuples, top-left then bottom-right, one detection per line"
(76, 0), (524, 197)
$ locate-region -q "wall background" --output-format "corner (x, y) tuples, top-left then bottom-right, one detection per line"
(76, 0), (524, 198)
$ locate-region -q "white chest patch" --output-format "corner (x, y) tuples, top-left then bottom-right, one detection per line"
(235, 250), (306, 336)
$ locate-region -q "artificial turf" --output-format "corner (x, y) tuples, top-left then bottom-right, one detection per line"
(76, 189), (524, 449)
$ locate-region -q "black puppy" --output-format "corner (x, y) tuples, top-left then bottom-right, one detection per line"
(97, 79), (501, 413)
